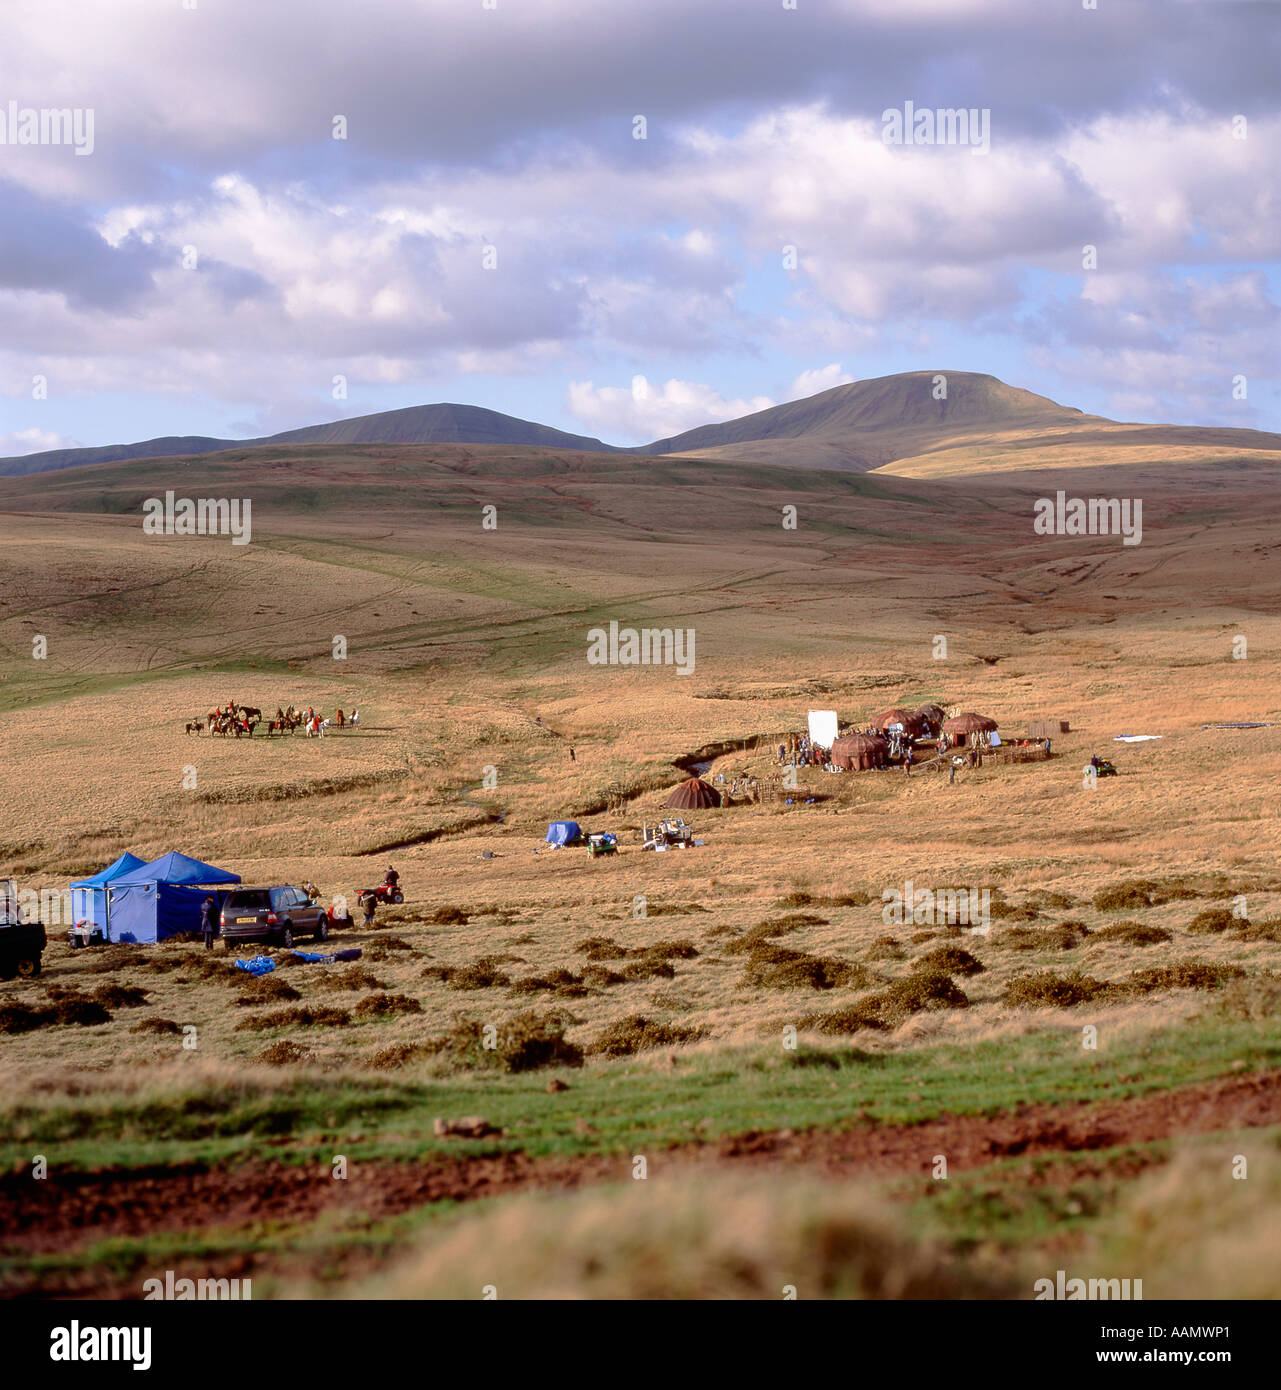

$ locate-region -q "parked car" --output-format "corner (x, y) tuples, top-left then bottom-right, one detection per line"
(219, 885), (330, 949)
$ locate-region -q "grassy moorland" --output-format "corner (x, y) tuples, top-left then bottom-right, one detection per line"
(0, 442), (1278, 1297)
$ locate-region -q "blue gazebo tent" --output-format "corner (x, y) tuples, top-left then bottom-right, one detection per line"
(545, 821), (583, 847)
(70, 851), (146, 938)
(107, 851), (241, 944)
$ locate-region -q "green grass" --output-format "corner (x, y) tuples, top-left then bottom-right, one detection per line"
(4, 1011), (1276, 1171)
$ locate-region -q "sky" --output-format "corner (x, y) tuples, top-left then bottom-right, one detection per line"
(1, 0), (1278, 456)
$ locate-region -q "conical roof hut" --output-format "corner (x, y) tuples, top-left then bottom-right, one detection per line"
(666, 777), (722, 809)
(916, 703), (946, 725)
(942, 712), (999, 734)
(831, 731), (890, 771)
(869, 707), (926, 736)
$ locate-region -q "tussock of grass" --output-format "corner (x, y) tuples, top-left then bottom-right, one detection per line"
(254, 1040), (312, 1066)
(447, 958), (513, 990)
(129, 1017), (180, 1035)
(803, 970), (968, 1034)
(912, 945), (984, 976)
(864, 935), (907, 961)
(995, 922), (1090, 951)
(1003, 970), (1103, 1008)
(331, 967), (387, 991)
(423, 1010), (583, 1073)
(621, 957), (676, 982)
(739, 944), (869, 991)
(353, 992), (422, 1019)
(1187, 907), (1237, 935)
(423, 906), (469, 925)
(590, 1014), (709, 1057)
(775, 891), (870, 908)
(234, 1005), (351, 1031)
(363, 936), (417, 960)
(1089, 921), (1172, 947)
(232, 976), (302, 1006)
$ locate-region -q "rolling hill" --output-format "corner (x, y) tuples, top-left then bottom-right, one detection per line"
(4, 370), (1279, 480)
(0, 403), (622, 478)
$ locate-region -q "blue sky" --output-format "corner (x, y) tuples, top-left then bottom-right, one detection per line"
(1, 0), (1278, 456)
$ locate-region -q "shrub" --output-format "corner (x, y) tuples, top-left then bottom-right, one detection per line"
(354, 992), (423, 1019)
(88, 984), (148, 1009)
(995, 922), (1089, 951)
(912, 946), (984, 976)
(622, 958), (676, 982)
(255, 1040), (311, 1065)
(233, 976), (302, 1005)
(0, 1003), (53, 1034)
(645, 939), (700, 960)
(52, 997), (112, 1026)
(368, 1042), (429, 1069)
(234, 1006), (351, 1031)
(739, 944), (868, 991)
(130, 1017), (180, 1035)
(864, 936), (906, 962)
(1117, 962), (1245, 995)
(580, 964), (625, 987)
(574, 936), (630, 960)
(424, 1010), (583, 1073)
(331, 967), (388, 990)
(364, 936), (416, 960)
(447, 961), (511, 990)
(1089, 922), (1172, 947)
(424, 906), (468, 925)
(1186, 908), (1236, 935)
(590, 1014), (709, 1058)
(1003, 971), (1104, 1008)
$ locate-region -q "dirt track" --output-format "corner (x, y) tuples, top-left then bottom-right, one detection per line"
(2, 1068), (1278, 1297)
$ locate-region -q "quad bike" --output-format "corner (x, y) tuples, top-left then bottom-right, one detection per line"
(1090, 759), (1119, 778)
(357, 882), (404, 908)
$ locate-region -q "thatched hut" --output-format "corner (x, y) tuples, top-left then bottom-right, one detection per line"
(915, 703), (946, 733)
(869, 707), (926, 737)
(831, 732), (890, 771)
(666, 777), (722, 809)
(942, 711), (999, 748)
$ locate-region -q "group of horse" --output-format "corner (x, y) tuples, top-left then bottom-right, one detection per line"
(184, 702), (360, 738)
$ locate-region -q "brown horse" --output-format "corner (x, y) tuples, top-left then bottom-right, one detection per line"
(185, 720), (204, 735)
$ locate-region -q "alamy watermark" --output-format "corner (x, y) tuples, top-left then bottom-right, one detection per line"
(1033, 490), (1142, 546)
(142, 491), (252, 545)
(0, 101), (94, 155)
(882, 101), (990, 155)
(881, 880), (990, 933)
(587, 620), (695, 676)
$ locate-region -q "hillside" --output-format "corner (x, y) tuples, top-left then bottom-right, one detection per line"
(0, 403), (620, 478)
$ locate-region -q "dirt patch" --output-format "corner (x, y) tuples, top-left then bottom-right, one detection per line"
(4, 1069), (1280, 1297)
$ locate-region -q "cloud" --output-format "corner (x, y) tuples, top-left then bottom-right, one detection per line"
(567, 375), (775, 444)
(0, 427), (75, 456)
(788, 364), (853, 399)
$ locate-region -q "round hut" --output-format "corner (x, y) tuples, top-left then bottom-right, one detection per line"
(915, 703), (946, 734)
(830, 731), (890, 771)
(869, 707), (927, 737)
(666, 777), (722, 810)
(941, 711), (999, 748)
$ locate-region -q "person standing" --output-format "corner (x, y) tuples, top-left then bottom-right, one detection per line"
(201, 895), (219, 950)
(363, 893), (377, 930)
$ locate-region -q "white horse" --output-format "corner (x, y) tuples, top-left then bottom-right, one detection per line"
(349, 710), (359, 728)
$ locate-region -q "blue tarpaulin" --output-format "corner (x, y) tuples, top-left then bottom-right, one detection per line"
(234, 955), (276, 975)
(545, 821), (583, 846)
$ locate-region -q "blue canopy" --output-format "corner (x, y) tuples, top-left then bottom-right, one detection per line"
(545, 820), (583, 846)
(106, 852), (241, 943)
(111, 851), (241, 887)
(70, 851), (146, 891)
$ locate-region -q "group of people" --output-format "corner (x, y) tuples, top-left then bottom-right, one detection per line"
(777, 734), (824, 767)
